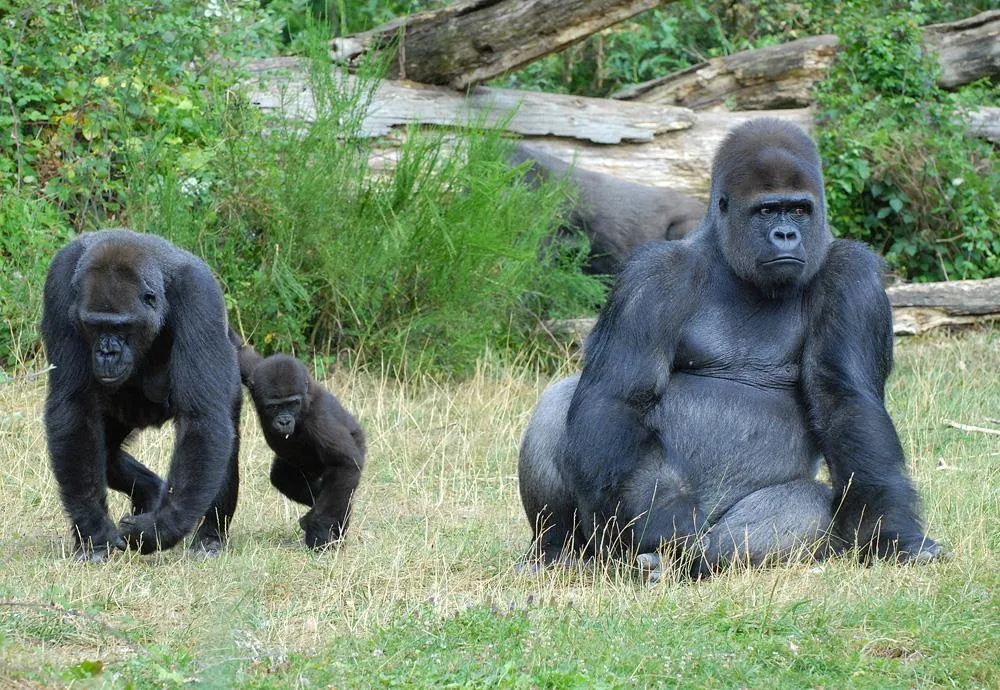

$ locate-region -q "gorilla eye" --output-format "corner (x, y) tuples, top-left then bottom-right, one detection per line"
(759, 206), (773, 216)
(792, 207), (808, 217)
(142, 292), (157, 308)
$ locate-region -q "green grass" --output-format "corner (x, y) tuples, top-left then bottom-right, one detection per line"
(0, 330), (997, 688)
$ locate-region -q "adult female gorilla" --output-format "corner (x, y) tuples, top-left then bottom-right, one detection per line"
(518, 119), (942, 579)
(42, 229), (241, 561)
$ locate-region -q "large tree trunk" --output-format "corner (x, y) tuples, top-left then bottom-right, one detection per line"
(330, 0), (675, 90)
(615, 10), (1000, 111)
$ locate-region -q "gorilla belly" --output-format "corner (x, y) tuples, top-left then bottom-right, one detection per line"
(656, 372), (821, 522)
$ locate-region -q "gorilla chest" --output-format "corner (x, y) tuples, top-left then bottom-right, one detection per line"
(102, 371), (173, 429)
(673, 293), (806, 386)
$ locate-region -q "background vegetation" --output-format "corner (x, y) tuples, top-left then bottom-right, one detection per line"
(1, 0), (997, 371)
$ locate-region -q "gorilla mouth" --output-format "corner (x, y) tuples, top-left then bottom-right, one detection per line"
(763, 256), (805, 266)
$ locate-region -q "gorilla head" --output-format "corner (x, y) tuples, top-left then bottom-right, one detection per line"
(247, 354), (311, 439)
(74, 241), (167, 386)
(708, 118), (833, 292)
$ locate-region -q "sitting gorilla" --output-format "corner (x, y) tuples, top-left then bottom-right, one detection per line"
(237, 345), (366, 549)
(510, 143), (706, 275)
(41, 229), (241, 561)
(518, 119), (942, 579)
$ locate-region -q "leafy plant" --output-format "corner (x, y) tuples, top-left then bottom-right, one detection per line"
(815, 4), (1000, 280)
(0, 196), (72, 367)
(125, 31), (604, 377)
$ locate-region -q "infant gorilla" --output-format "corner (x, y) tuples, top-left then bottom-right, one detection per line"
(238, 345), (366, 549)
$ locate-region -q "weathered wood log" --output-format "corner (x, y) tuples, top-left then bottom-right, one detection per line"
(616, 11), (1000, 111)
(510, 109), (815, 199)
(923, 10), (1000, 89)
(887, 277), (1000, 314)
(551, 278), (1000, 341)
(613, 35), (839, 110)
(245, 57), (693, 145)
(244, 60), (990, 201)
(330, 0), (676, 90)
(966, 106), (1000, 143)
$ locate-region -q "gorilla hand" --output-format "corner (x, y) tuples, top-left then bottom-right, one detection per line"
(74, 515), (126, 563)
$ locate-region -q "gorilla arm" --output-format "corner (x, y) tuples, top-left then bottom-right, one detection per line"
(802, 240), (941, 562)
(42, 241), (126, 558)
(118, 262), (240, 552)
(563, 242), (706, 553)
(302, 401), (366, 547)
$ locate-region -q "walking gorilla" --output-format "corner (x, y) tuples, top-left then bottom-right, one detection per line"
(237, 345), (366, 549)
(42, 229), (241, 561)
(518, 119), (942, 579)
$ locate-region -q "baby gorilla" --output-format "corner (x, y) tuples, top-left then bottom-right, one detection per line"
(239, 347), (366, 549)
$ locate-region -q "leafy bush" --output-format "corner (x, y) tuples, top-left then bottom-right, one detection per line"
(815, 5), (1000, 281)
(124, 39), (605, 377)
(0, 0), (281, 230)
(0, 197), (72, 367)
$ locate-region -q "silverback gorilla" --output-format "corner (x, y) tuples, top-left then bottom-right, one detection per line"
(237, 345), (366, 549)
(518, 119), (942, 580)
(42, 229), (241, 561)
(511, 143), (706, 275)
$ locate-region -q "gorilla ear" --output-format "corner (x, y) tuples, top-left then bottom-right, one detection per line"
(718, 196), (728, 214)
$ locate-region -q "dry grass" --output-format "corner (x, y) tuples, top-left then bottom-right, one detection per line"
(0, 330), (997, 686)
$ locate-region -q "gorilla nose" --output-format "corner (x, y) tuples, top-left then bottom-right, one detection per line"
(768, 227), (800, 251)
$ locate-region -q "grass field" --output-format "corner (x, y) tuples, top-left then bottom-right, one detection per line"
(0, 330), (997, 688)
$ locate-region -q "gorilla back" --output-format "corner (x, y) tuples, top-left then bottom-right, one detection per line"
(518, 118), (941, 579)
(42, 229), (241, 561)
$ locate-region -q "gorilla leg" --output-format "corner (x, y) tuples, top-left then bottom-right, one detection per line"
(518, 376), (587, 565)
(104, 422), (163, 516)
(270, 459), (319, 505)
(107, 451), (164, 515)
(692, 478), (833, 577)
(620, 455), (701, 557)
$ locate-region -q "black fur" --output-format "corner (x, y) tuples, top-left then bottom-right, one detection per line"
(41, 229), (241, 561)
(518, 119), (940, 578)
(511, 143), (706, 275)
(239, 348), (366, 549)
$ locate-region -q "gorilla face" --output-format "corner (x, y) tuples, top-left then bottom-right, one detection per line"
(76, 245), (166, 387)
(710, 119), (833, 293)
(249, 355), (312, 440)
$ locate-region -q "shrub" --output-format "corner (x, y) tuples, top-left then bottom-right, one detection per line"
(0, 0), (282, 231)
(125, 39), (605, 377)
(815, 5), (1000, 281)
(0, 196), (72, 367)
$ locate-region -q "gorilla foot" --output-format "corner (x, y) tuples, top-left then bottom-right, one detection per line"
(515, 555), (581, 576)
(898, 537), (948, 565)
(636, 552), (668, 583)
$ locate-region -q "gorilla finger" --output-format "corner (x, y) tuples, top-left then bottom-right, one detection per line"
(636, 552), (661, 572)
(191, 536), (223, 557)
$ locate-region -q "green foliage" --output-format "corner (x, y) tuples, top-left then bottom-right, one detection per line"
(125, 36), (604, 377)
(815, 4), (1000, 281)
(0, 196), (72, 366)
(0, 0), (282, 230)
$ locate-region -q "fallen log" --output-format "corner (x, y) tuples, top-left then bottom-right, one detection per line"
(330, 0), (677, 90)
(550, 278), (1000, 341)
(923, 10), (1000, 89)
(245, 57), (693, 145)
(244, 57), (806, 198)
(615, 10), (1000, 111)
